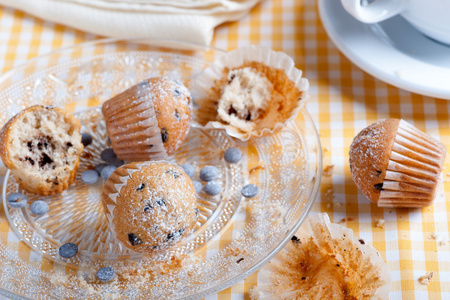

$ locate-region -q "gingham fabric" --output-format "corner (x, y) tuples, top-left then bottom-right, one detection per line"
(0, 0), (449, 299)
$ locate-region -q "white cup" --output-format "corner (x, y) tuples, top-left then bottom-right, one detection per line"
(341, 0), (450, 45)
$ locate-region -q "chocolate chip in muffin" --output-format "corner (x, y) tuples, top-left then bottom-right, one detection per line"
(161, 128), (168, 143)
(228, 106), (237, 116)
(143, 204), (153, 212)
(39, 153), (53, 168)
(128, 233), (143, 246)
(167, 227), (185, 241)
(374, 183), (383, 191)
(25, 157), (35, 165)
(166, 169), (179, 178)
(136, 183), (145, 191)
(155, 197), (165, 207)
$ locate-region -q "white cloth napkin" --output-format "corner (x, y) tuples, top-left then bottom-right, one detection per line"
(0, 0), (260, 46)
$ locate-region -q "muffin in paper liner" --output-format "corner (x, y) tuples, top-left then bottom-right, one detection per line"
(349, 118), (446, 208)
(101, 161), (198, 254)
(192, 45), (309, 141)
(102, 77), (192, 161)
(251, 213), (390, 300)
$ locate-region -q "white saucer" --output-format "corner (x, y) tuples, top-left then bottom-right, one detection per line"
(318, 0), (450, 99)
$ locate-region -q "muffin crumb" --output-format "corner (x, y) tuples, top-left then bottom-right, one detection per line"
(375, 218), (385, 229)
(418, 272), (433, 285)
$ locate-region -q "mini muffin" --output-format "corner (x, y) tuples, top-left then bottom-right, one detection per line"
(102, 77), (191, 161)
(101, 161), (198, 254)
(0, 105), (83, 196)
(349, 119), (446, 208)
(193, 46), (309, 140)
(251, 213), (390, 300)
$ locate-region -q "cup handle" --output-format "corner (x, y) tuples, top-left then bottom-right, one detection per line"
(341, 0), (406, 23)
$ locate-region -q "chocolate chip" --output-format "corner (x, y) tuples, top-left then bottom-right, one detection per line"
(194, 208), (199, 217)
(128, 233), (142, 246)
(236, 258), (244, 264)
(166, 169), (179, 178)
(228, 106), (237, 115)
(181, 164), (195, 178)
(174, 89), (181, 97)
(136, 183), (145, 191)
(301, 277), (306, 280)
(94, 163), (107, 175)
(66, 142), (73, 148)
(200, 165), (218, 182)
(241, 184), (259, 198)
(193, 180), (202, 194)
(204, 181), (222, 195)
(374, 183), (383, 191)
(7, 192), (27, 208)
(155, 197), (165, 207)
(228, 74), (235, 84)
(25, 157), (35, 165)
(100, 148), (117, 162)
(39, 153), (53, 168)
(291, 235), (300, 242)
(144, 204), (153, 212)
(27, 141), (33, 151)
(161, 128), (168, 143)
(174, 110), (180, 120)
(336, 264), (340, 267)
(246, 113), (251, 121)
(30, 200), (48, 215)
(81, 170), (99, 184)
(59, 243), (78, 258)
(359, 239), (365, 245)
(81, 133), (93, 147)
(224, 147), (242, 163)
(376, 170), (382, 176)
(96, 267), (115, 282)
(101, 165), (117, 181)
(167, 228), (185, 241)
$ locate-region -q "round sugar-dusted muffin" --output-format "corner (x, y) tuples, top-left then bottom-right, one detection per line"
(349, 119), (446, 208)
(101, 161), (198, 254)
(102, 77), (191, 161)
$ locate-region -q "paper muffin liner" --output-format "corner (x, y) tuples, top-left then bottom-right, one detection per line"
(378, 120), (447, 208)
(252, 213), (390, 300)
(192, 45), (310, 141)
(102, 81), (168, 162)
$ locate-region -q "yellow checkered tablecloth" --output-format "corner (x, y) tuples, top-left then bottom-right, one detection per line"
(0, 0), (449, 299)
